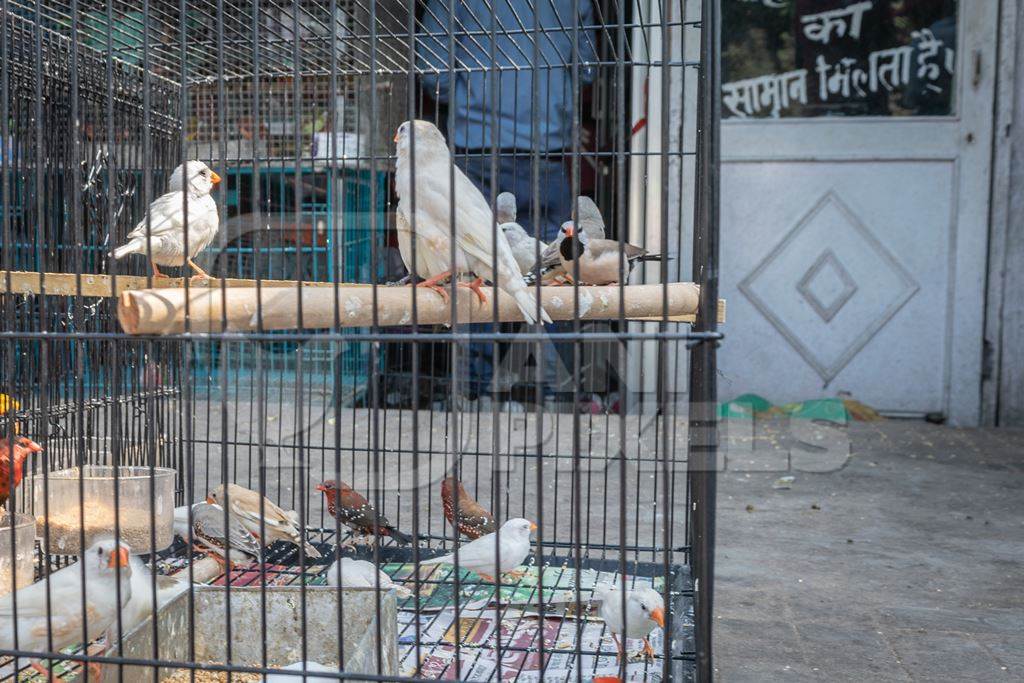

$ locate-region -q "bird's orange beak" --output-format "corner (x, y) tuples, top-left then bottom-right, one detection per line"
(650, 606), (665, 628)
(563, 225), (574, 237)
(393, 131), (400, 143)
(530, 522), (538, 531)
(108, 546), (130, 569)
(316, 484), (327, 493)
(210, 171), (222, 185)
(205, 495), (215, 504)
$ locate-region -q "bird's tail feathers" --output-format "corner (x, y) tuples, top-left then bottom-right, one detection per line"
(389, 528), (413, 545)
(513, 287), (552, 325)
(418, 553), (452, 566)
(637, 253), (671, 263)
(111, 238), (143, 260)
(300, 539), (322, 559)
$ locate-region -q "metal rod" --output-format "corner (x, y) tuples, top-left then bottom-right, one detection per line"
(688, 0), (721, 680)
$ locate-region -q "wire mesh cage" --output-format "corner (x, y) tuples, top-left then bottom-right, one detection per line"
(1, 0), (719, 681)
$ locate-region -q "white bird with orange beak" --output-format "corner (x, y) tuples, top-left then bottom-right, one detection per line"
(393, 120), (552, 324)
(111, 160), (221, 280)
(418, 517), (536, 583)
(593, 583), (666, 662)
(0, 538), (132, 680)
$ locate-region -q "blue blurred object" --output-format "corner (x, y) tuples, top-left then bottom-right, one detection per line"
(417, 0), (597, 151)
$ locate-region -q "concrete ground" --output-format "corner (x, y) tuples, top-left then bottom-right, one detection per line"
(714, 421), (1023, 682)
(95, 389), (1022, 681)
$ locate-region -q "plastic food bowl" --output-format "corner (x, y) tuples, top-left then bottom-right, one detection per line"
(33, 466), (175, 555)
(0, 513), (36, 596)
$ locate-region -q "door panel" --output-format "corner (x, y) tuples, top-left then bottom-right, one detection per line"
(718, 2), (995, 423)
(722, 160), (952, 412)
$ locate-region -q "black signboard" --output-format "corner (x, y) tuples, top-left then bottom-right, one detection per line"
(722, 0), (958, 118)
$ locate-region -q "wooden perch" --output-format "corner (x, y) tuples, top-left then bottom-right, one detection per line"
(117, 282), (725, 335)
(172, 556), (227, 585)
(1, 270), (343, 298)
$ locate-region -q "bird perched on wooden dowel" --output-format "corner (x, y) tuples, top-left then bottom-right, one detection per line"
(441, 476), (496, 540)
(393, 120), (552, 324)
(0, 394), (41, 511)
(497, 191), (549, 278)
(0, 538), (132, 681)
(556, 221), (662, 286)
(418, 517), (535, 583)
(496, 190), (542, 275)
(206, 483), (321, 559)
(174, 502), (263, 568)
(110, 160), (221, 280)
(324, 556), (413, 598)
(535, 195), (606, 282)
(316, 480), (413, 546)
(503, 222), (548, 277)
(593, 584), (666, 662)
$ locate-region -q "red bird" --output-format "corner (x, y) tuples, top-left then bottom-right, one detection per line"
(0, 436), (41, 510)
(317, 480), (412, 545)
(441, 476), (496, 540)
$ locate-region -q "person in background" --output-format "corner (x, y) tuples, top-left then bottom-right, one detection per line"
(416, 0), (598, 400)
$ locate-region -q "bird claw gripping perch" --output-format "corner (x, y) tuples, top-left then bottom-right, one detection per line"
(415, 270), (453, 303)
(457, 277), (488, 305)
(188, 259), (211, 281)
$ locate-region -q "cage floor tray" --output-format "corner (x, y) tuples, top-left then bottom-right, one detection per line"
(2, 536), (694, 682)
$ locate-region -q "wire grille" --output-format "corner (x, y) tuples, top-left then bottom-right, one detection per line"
(0, 0), (718, 681)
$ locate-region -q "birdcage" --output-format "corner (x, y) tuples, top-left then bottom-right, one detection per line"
(0, 0), (720, 681)
(1, 0), (184, 499)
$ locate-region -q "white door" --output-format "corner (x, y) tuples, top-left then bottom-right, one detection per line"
(718, 0), (995, 425)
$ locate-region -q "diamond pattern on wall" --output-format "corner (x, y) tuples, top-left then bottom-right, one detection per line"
(796, 249), (858, 323)
(739, 191), (919, 383)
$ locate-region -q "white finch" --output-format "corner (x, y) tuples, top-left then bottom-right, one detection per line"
(111, 160), (221, 279)
(495, 191), (547, 276)
(556, 221), (660, 286)
(262, 662), (339, 683)
(501, 221), (548, 277)
(418, 517), (535, 582)
(537, 195), (606, 278)
(119, 555), (189, 635)
(0, 538), (132, 679)
(206, 484), (321, 559)
(324, 557), (412, 598)
(174, 502), (263, 566)
(593, 584), (666, 662)
(393, 120), (551, 324)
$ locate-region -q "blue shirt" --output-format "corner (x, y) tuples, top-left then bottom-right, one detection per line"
(417, 0), (597, 151)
